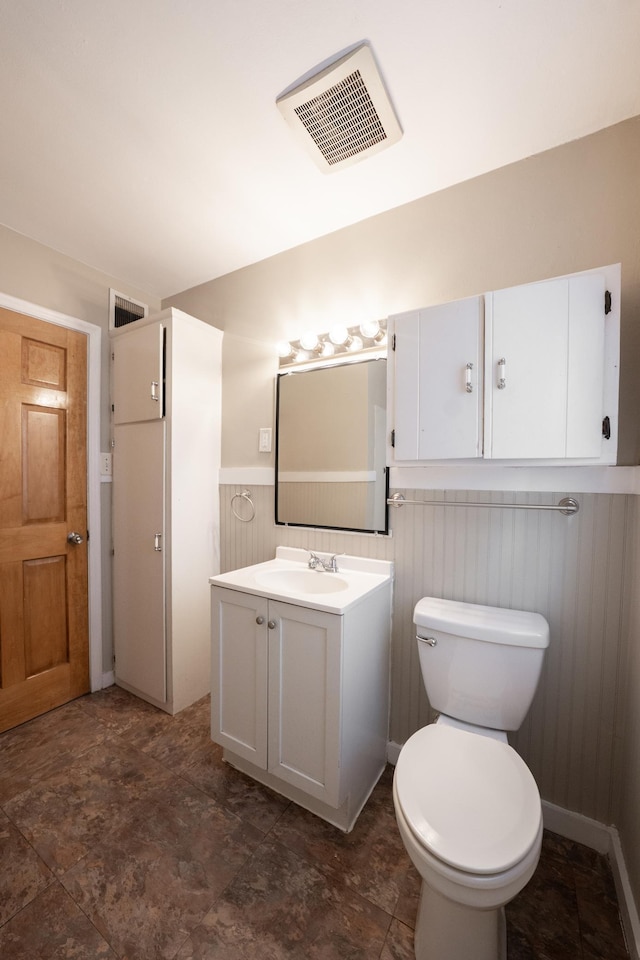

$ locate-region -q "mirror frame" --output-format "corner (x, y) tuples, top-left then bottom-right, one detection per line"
(275, 359), (389, 536)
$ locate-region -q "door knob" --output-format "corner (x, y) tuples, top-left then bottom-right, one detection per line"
(67, 531), (84, 545)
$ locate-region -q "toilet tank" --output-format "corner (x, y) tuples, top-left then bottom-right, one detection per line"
(414, 597), (550, 732)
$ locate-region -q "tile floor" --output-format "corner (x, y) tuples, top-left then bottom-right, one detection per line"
(0, 685), (630, 959)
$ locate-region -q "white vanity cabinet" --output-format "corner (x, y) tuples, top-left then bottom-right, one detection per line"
(111, 308), (222, 714)
(388, 264), (619, 464)
(210, 561), (392, 832)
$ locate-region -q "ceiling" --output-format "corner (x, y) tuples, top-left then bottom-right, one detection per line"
(1, 0), (639, 301)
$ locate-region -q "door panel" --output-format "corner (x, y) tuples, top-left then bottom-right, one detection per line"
(0, 308), (89, 733)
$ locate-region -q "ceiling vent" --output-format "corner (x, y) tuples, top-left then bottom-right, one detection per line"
(108, 289), (148, 331)
(276, 43), (402, 173)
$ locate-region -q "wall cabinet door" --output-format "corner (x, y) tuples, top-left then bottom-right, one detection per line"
(485, 272), (605, 459)
(112, 321), (164, 424)
(210, 588), (268, 768)
(211, 587), (342, 807)
(393, 296), (483, 460)
(268, 600), (341, 805)
(389, 265), (614, 463)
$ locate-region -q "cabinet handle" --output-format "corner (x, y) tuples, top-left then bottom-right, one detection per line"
(256, 616), (265, 625)
(151, 380), (159, 402)
(465, 362), (474, 393)
(497, 357), (506, 390)
(267, 620), (277, 630)
(154, 533), (162, 552)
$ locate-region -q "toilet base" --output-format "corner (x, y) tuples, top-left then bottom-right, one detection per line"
(414, 881), (507, 960)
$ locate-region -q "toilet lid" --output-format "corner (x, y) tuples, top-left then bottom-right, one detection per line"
(395, 724), (541, 875)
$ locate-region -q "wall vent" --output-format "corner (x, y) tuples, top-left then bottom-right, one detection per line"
(109, 289), (148, 331)
(276, 43), (402, 173)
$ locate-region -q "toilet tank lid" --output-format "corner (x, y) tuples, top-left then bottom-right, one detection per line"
(413, 597), (549, 648)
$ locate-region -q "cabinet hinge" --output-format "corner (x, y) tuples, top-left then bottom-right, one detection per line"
(602, 416), (611, 440)
(390, 429), (396, 448)
(605, 290), (612, 315)
(391, 333), (396, 351)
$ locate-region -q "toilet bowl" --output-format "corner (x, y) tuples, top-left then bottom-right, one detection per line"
(394, 720), (543, 960)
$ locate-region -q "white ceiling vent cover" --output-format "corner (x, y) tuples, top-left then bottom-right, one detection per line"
(276, 44), (402, 173)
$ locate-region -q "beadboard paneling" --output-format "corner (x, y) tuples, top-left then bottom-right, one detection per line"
(220, 484), (632, 825)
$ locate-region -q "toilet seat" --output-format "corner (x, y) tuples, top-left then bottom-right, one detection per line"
(394, 724), (541, 875)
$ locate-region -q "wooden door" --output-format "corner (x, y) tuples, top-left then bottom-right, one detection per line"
(0, 308), (89, 733)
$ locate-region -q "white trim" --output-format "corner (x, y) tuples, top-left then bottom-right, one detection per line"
(0, 291), (103, 693)
(390, 464), (640, 495)
(279, 470), (376, 482)
(219, 467), (274, 485)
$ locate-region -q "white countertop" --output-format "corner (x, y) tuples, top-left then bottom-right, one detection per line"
(209, 546), (393, 614)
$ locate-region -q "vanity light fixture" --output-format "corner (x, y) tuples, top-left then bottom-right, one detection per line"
(277, 319), (387, 367)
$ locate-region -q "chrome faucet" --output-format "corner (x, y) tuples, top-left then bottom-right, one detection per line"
(308, 551), (341, 573)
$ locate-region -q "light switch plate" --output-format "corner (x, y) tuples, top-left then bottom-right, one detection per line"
(259, 427), (272, 453)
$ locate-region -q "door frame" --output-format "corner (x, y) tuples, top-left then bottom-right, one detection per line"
(0, 291), (103, 692)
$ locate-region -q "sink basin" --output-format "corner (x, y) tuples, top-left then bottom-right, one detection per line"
(255, 569), (349, 595)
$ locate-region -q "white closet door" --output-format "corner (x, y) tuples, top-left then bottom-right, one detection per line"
(113, 420), (166, 702)
(112, 321), (164, 424)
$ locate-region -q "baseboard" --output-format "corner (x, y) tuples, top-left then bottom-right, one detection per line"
(389, 744), (639, 959)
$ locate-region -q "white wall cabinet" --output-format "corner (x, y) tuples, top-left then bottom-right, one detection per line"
(388, 264), (619, 465)
(112, 308), (222, 714)
(210, 581), (392, 831)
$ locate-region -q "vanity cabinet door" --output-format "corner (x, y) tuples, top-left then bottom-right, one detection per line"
(267, 601), (342, 806)
(210, 587), (268, 769)
(112, 321), (164, 424)
(392, 296), (484, 460)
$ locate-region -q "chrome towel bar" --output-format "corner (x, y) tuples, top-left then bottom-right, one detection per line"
(387, 494), (579, 515)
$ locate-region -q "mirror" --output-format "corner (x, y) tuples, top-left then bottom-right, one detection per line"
(275, 358), (388, 534)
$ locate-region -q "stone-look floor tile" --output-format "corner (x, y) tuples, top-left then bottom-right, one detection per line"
(180, 749), (292, 834)
(0, 809), (53, 925)
(574, 864), (628, 959)
(4, 739), (174, 876)
(175, 838), (390, 960)
(271, 766), (410, 914)
(380, 918), (415, 960)
(0, 700), (107, 804)
(0, 882), (117, 959)
(506, 850), (583, 960)
(61, 777), (263, 960)
(392, 864), (420, 929)
(123, 693), (212, 766)
(77, 684), (166, 735)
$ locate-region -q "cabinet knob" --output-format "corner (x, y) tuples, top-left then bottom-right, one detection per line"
(267, 620), (277, 630)
(256, 616), (265, 625)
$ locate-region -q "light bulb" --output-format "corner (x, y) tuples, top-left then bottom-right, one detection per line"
(277, 340), (294, 358)
(329, 325), (350, 346)
(359, 320), (380, 340)
(299, 331), (319, 351)
(320, 340), (335, 358)
(348, 336), (364, 352)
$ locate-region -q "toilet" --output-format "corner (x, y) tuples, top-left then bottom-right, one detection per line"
(393, 597), (550, 960)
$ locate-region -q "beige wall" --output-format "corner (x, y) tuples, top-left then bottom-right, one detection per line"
(166, 114), (640, 467)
